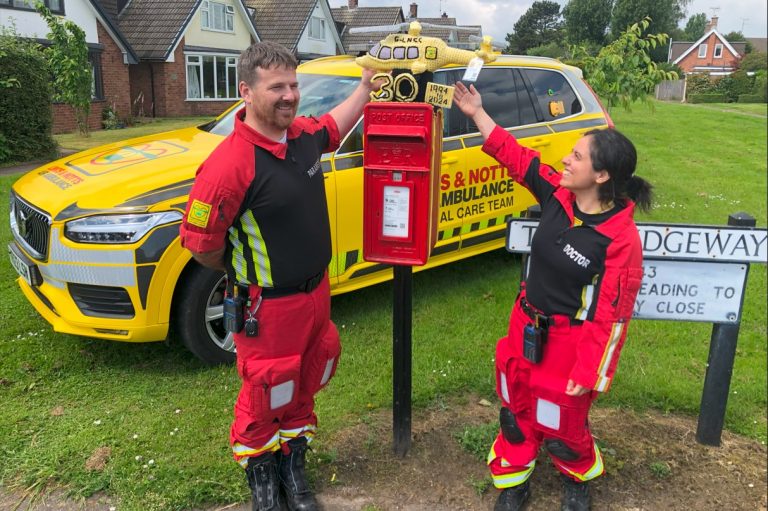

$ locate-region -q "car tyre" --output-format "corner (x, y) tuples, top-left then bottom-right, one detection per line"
(173, 264), (236, 365)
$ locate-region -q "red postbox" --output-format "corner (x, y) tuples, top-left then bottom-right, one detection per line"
(363, 102), (442, 265)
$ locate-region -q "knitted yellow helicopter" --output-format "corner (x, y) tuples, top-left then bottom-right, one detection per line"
(351, 21), (497, 75)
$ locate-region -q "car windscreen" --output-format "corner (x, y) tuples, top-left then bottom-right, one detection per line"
(206, 73), (361, 137)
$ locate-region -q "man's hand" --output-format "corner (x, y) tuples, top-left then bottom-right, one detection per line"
(361, 67), (386, 93)
(453, 81), (483, 118)
(565, 379), (591, 397)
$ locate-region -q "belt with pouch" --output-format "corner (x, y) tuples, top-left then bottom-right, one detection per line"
(519, 297), (555, 328)
(260, 271), (325, 299)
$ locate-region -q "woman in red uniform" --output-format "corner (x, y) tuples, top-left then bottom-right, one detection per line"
(453, 81), (651, 511)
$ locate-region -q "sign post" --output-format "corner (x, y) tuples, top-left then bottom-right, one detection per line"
(507, 209), (767, 446)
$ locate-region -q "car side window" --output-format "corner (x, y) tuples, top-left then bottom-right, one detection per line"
(337, 121), (363, 154)
(522, 69), (583, 121)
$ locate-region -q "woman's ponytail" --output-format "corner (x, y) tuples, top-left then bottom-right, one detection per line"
(626, 175), (653, 212)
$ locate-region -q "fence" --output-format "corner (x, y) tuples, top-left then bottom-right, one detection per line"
(655, 79), (686, 101)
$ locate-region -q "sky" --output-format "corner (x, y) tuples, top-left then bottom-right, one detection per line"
(327, 0), (768, 45)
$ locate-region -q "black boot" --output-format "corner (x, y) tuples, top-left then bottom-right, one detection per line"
(278, 437), (318, 511)
(560, 474), (591, 511)
(245, 452), (282, 511)
(494, 480), (530, 511)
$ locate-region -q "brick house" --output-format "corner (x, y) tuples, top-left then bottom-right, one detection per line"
(668, 16), (746, 76)
(245, 0), (344, 62)
(116, 0), (259, 118)
(0, 0), (138, 134)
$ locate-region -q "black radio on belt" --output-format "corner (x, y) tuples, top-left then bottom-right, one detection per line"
(223, 283), (249, 334)
(520, 298), (550, 364)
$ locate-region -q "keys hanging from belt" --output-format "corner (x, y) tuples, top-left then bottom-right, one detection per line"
(245, 294), (262, 337)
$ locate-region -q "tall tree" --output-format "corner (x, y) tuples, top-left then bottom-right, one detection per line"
(505, 1), (563, 54)
(722, 31), (753, 53)
(610, 0), (690, 38)
(563, 0), (613, 45)
(683, 13), (707, 40)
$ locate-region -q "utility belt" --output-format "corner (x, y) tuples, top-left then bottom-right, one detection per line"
(223, 271), (325, 336)
(518, 296), (583, 364)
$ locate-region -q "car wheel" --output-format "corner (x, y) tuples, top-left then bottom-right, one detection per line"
(173, 264), (236, 365)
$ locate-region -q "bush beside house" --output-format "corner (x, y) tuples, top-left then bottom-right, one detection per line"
(0, 29), (57, 164)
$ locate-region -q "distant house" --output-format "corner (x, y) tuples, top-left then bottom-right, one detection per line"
(668, 16), (745, 76)
(0, 0), (138, 134)
(245, 0), (344, 61)
(331, 0), (404, 55)
(117, 0), (259, 118)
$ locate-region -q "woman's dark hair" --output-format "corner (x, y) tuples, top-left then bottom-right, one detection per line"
(585, 128), (653, 212)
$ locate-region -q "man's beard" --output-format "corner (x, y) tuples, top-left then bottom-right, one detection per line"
(255, 100), (297, 131)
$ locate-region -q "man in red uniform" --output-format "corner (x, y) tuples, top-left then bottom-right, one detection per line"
(179, 41), (380, 511)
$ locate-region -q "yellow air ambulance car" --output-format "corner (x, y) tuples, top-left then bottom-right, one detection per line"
(8, 55), (611, 364)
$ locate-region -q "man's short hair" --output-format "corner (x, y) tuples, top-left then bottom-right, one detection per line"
(238, 41), (298, 87)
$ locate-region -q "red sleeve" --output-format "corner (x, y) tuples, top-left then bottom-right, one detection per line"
(179, 142), (251, 254)
(291, 113), (341, 153)
(569, 232), (644, 392)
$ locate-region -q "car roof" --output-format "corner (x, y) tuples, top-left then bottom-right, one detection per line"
(298, 54), (582, 78)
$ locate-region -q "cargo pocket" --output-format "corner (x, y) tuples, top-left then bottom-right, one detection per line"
(241, 354), (301, 420)
(616, 267), (644, 319)
(302, 322), (341, 396)
(530, 371), (590, 442)
(495, 336), (530, 414)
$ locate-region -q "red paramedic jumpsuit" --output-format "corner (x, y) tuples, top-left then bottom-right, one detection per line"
(482, 126), (644, 487)
(180, 108), (342, 467)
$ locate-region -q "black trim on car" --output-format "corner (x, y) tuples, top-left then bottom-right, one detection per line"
(335, 155), (363, 171)
(136, 265), (155, 309)
(135, 223), (180, 264)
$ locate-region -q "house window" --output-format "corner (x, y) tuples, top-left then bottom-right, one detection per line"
(90, 51), (103, 100)
(308, 17), (325, 40)
(186, 54), (238, 100)
(714, 44), (723, 58)
(201, 1), (234, 32)
(698, 44), (707, 58)
(0, 0), (63, 14)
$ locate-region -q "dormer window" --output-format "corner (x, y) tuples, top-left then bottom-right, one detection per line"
(698, 44), (707, 58)
(714, 44), (723, 58)
(309, 17), (325, 40)
(201, 1), (235, 33)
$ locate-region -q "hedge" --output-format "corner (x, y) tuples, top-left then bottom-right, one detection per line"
(0, 35), (57, 164)
(737, 94), (766, 103)
(687, 93), (728, 104)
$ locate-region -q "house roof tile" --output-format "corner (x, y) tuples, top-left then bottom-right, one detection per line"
(118, 0), (199, 60)
(331, 6), (403, 51)
(245, 0), (316, 52)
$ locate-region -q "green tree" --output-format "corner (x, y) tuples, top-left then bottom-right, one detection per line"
(505, 1), (564, 54)
(722, 31), (753, 53)
(563, 0), (613, 45)
(610, 0), (690, 61)
(35, 1), (92, 135)
(683, 13), (707, 40)
(739, 51), (767, 72)
(572, 17), (678, 111)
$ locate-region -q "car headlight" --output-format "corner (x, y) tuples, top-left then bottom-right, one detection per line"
(64, 212), (183, 244)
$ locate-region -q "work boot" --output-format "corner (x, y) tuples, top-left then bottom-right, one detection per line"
(560, 474), (591, 511)
(245, 452), (282, 511)
(494, 480), (530, 511)
(278, 437), (318, 511)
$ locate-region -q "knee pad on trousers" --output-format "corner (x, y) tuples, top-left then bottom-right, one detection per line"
(500, 406), (525, 444)
(544, 438), (580, 461)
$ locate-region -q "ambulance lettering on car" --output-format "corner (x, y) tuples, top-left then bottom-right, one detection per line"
(8, 54), (612, 364)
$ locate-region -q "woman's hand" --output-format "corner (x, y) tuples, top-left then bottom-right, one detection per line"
(565, 379), (590, 396)
(453, 81), (483, 118)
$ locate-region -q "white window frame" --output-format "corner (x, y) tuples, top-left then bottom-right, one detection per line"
(698, 44), (708, 58)
(308, 16), (325, 40)
(185, 54), (239, 101)
(714, 44), (723, 58)
(201, 1), (235, 33)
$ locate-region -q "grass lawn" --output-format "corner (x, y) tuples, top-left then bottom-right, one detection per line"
(683, 102), (767, 116)
(0, 100), (765, 510)
(54, 116), (216, 152)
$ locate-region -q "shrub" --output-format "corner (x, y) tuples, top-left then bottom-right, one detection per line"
(715, 71), (755, 102)
(526, 41), (569, 59)
(753, 70), (767, 101)
(687, 93), (728, 103)
(739, 51), (767, 72)
(737, 94), (765, 103)
(685, 73), (715, 95)
(0, 27), (57, 164)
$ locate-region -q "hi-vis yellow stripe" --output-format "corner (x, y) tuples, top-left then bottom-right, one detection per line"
(233, 433), (280, 467)
(487, 438), (536, 488)
(241, 210), (273, 287)
(558, 443), (604, 481)
(228, 229), (248, 283)
(575, 274), (599, 320)
(279, 424), (316, 444)
(595, 322), (624, 391)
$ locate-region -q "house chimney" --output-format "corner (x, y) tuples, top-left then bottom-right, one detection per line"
(409, 2), (418, 19)
(348, 0), (357, 9)
(706, 16), (719, 31)
(442, 12), (448, 18)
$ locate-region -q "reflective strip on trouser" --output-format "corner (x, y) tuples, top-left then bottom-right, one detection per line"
(554, 442), (604, 482)
(229, 275), (338, 464)
(487, 437), (536, 488)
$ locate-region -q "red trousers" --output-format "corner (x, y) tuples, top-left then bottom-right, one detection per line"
(489, 295), (604, 487)
(229, 274), (340, 466)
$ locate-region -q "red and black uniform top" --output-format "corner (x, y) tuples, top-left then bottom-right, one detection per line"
(483, 125), (644, 392)
(180, 108), (341, 288)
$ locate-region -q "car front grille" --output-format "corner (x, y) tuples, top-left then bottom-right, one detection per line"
(68, 283), (135, 318)
(10, 193), (51, 260)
